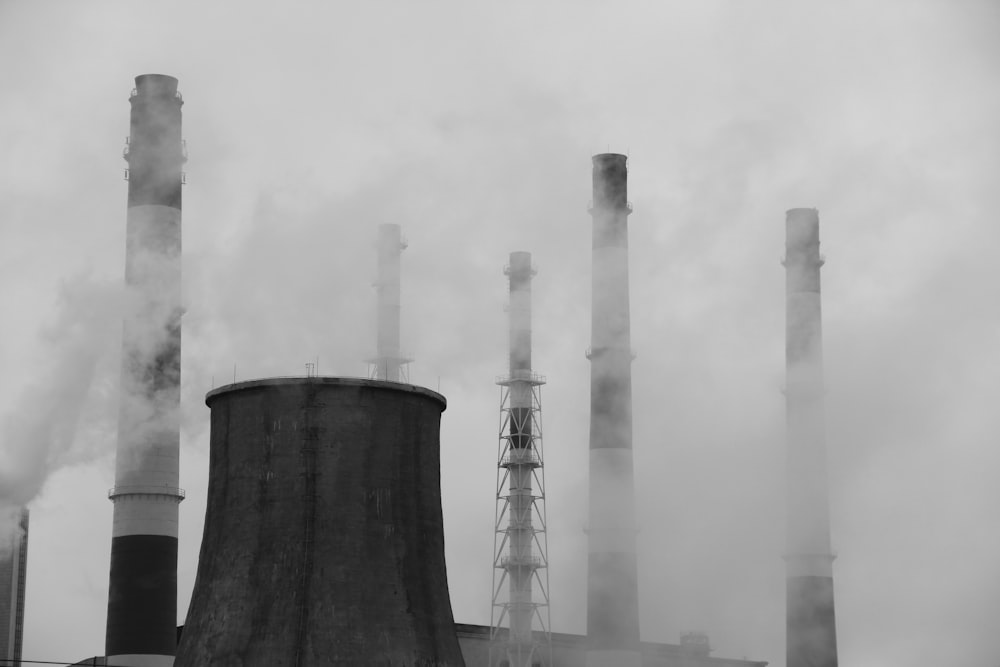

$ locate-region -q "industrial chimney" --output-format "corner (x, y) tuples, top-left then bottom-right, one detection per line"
(489, 252), (552, 667)
(784, 208), (838, 667)
(1, 508), (29, 666)
(106, 74), (185, 667)
(586, 153), (641, 667)
(369, 223), (411, 382)
(176, 377), (465, 666)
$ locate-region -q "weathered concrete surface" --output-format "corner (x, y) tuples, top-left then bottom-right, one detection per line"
(177, 377), (465, 667)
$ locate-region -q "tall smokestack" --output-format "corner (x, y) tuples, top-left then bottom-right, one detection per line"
(784, 208), (838, 667)
(370, 223), (410, 382)
(1, 509), (28, 666)
(586, 153), (641, 667)
(506, 251), (536, 658)
(490, 252), (551, 666)
(107, 74), (185, 666)
(177, 378), (464, 666)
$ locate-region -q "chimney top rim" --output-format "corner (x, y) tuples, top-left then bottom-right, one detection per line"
(133, 74), (180, 96)
(592, 152), (628, 163)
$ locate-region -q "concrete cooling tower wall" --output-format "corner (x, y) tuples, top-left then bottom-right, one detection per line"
(176, 377), (465, 666)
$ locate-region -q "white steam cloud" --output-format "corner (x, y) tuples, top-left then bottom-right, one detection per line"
(0, 277), (122, 541)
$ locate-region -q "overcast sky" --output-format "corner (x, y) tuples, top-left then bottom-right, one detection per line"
(1, 1), (998, 665)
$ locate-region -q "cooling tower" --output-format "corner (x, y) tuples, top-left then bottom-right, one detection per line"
(176, 377), (465, 667)
(586, 153), (641, 667)
(107, 73), (185, 667)
(784, 208), (838, 667)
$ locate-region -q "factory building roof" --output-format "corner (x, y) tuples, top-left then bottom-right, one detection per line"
(456, 623), (768, 667)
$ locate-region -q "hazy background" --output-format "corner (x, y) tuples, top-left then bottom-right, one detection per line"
(1, 1), (998, 665)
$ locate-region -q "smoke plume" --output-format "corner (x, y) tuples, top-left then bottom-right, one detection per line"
(0, 276), (122, 545)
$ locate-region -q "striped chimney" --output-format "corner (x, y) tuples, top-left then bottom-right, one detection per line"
(784, 207), (838, 667)
(106, 74), (186, 667)
(585, 153), (641, 667)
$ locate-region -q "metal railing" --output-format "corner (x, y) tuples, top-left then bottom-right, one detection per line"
(130, 88), (184, 103)
(586, 200), (634, 214)
(500, 449), (541, 468)
(108, 485), (185, 500)
(495, 371), (546, 386)
(499, 554), (544, 570)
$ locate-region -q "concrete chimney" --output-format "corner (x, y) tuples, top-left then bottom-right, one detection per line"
(784, 208), (838, 667)
(508, 251), (534, 444)
(586, 153), (641, 667)
(371, 223), (409, 382)
(106, 74), (185, 667)
(1, 509), (29, 665)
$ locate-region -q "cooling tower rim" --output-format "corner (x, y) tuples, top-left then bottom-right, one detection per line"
(205, 376), (446, 410)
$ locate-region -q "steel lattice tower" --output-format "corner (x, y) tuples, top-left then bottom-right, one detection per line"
(490, 252), (552, 667)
